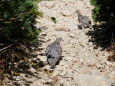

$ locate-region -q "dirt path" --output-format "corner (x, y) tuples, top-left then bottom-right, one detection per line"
(10, 0), (115, 86)
(31, 0), (115, 85)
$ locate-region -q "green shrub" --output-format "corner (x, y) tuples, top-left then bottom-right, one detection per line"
(0, 0), (43, 80)
(90, 0), (115, 22)
(51, 17), (57, 23)
(0, 0), (42, 42)
(90, 0), (115, 62)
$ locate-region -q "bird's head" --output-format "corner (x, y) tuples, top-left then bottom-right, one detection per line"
(75, 10), (80, 15)
(55, 37), (64, 43)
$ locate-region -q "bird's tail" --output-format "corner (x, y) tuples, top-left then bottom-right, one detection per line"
(89, 25), (94, 30)
(50, 66), (55, 71)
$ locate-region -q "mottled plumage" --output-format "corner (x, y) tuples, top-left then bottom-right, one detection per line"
(46, 37), (63, 70)
(76, 10), (93, 29)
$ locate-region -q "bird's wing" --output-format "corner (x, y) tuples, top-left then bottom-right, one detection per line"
(47, 50), (59, 66)
(84, 16), (91, 24)
(78, 15), (84, 21)
(46, 43), (62, 57)
(45, 44), (52, 56)
(57, 45), (62, 56)
(84, 15), (89, 19)
(78, 15), (86, 24)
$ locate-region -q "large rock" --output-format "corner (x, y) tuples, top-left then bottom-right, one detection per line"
(74, 74), (112, 86)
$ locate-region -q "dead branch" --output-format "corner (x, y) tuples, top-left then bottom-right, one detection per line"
(0, 44), (13, 52)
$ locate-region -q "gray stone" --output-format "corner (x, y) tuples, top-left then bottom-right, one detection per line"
(64, 70), (73, 78)
(74, 74), (112, 86)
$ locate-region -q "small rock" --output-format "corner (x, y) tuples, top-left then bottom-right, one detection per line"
(69, 33), (75, 38)
(108, 71), (115, 81)
(60, 10), (73, 16)
(45, 1), (55, 8)
(12, 76), (22, 81)
(55, 27), (69, 32)
(74, 74), (112, 86)
(64, 70), (73, 78)
(64, 56), (73, 61)
(29, 67), (37, 73)
(96, 63), (105, 70)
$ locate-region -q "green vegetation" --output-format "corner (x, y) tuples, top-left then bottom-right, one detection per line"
(0, 0), (43, 42)
(89, 0), (115, 62)
(51, 17), (57, 23)
(90, 0), (115, 22)
(0, 0), (43, 81)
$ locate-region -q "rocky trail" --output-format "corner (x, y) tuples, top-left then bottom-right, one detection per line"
(7, 0), (115, 86)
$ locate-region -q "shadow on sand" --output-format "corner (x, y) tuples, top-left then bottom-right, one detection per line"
(86, 22), (115, 62)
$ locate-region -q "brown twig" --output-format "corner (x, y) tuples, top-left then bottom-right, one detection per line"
(0, 44), (13, 52)
(0, 11), (32, 23)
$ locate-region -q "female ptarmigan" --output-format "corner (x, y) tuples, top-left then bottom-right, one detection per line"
(76, 10), (93, 29)
(45, 37), (63, 70)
